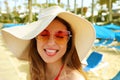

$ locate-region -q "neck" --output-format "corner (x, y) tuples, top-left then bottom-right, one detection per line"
(45, 59), (63, 80)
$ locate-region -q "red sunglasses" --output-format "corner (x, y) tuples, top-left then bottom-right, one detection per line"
(36, 30), (72, 44)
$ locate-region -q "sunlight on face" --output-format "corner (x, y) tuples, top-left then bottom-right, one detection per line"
(36, 19), (69, 63)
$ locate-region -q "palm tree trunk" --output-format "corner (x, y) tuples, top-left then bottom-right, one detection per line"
(57, 0), (60, 6)
(67, 0), (70, 11)
(109, 0), (112, 22)
(81, 0), (83, 16)
(14, 0), (17, 23)
(46, 0), (48, 7)
(91, 0), (94, 23)
(28, 0), (32, 23)
(74, 0), (77, 14)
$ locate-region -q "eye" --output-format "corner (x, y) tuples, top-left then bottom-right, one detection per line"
(55, 31), (68, 38)
(40, 30), (49, 36)
(56, 35), (64, 38)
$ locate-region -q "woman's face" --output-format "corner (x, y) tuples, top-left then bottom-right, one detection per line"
(36, 19), (70, 63)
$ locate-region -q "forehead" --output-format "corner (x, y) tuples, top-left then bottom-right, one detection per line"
(45, 19), (67, 31)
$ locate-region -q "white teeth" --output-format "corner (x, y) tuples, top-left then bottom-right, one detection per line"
(46, 49), (56, 53)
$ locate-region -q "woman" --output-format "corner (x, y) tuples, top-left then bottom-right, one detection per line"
(2, 6), (96, 80)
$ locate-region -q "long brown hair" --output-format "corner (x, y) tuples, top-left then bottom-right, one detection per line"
(29, 17), (87, 80)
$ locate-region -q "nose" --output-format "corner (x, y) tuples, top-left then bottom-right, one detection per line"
(47, 35), (56, 46)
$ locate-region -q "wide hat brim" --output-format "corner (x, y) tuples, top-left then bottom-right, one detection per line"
(1, 6), (96, 61)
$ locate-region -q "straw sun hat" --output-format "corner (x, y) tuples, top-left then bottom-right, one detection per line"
(1, 6), (96, 61)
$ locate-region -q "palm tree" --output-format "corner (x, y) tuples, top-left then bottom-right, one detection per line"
(12, 0), (17, 23)
(66, 0), (70, 11)
(0, 1), (1, 22)
(46, 0), (48, 7)
(57, 0), (60, 6)
(4, 0), (10, 14)
(81, 0), (84, 16)
(74, 0), (77, 14)
(97, 0), (118, 22)
(0, 1), (1, 15)
(109, 0), (112, 22)
(28, 0), (32, 23)
(4, 0), (11, 23)
(91, 0), (94, 23)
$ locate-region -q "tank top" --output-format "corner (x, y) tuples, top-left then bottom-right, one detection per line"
(54, 65), (64, 80)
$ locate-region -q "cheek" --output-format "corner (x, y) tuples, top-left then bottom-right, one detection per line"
(59, 43), (68, 55)
(36, 41), (44, 55)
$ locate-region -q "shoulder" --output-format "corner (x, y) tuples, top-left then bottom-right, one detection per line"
(61, 70), (85, 80)
(69, 70), (85, 80)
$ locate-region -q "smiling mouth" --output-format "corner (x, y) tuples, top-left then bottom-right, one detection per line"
(44, 49), (59, 56)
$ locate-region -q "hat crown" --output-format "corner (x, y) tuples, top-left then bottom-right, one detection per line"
(38, 6), (65, 19)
